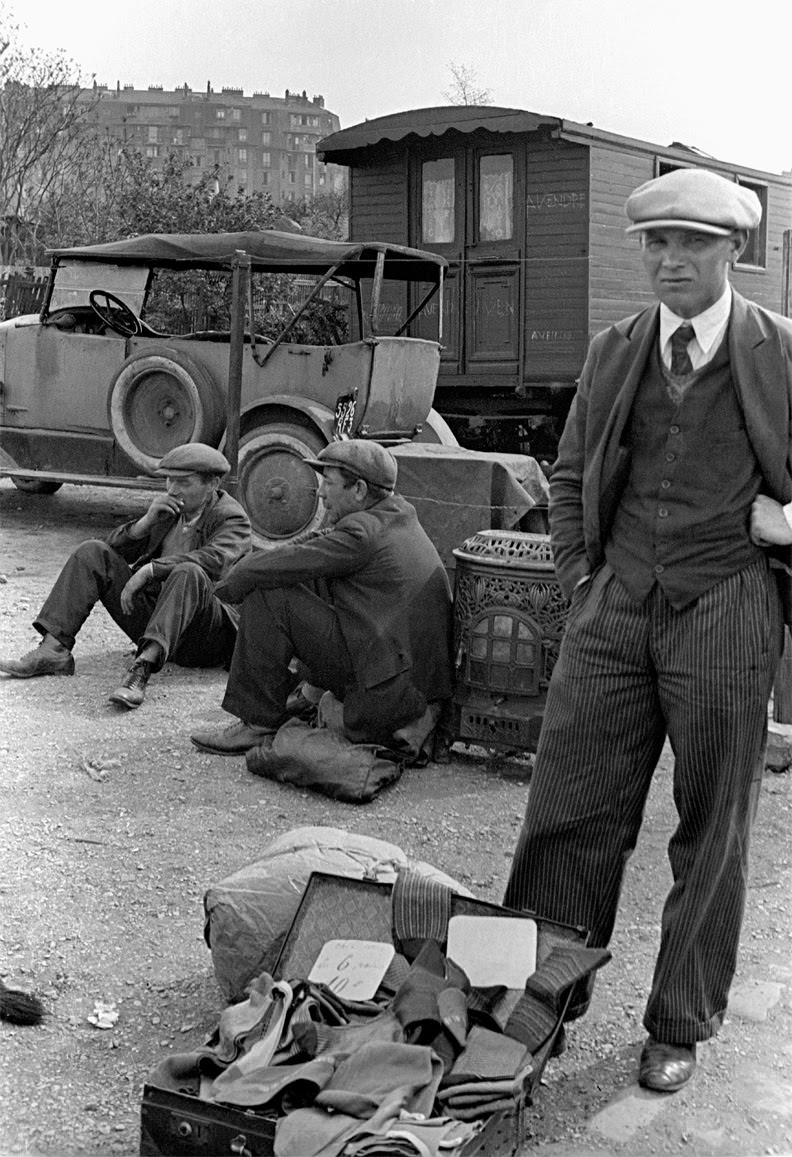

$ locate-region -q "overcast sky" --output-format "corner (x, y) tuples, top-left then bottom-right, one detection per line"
(16, 0), (792, 176)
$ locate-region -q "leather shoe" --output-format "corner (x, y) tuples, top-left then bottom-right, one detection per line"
(108, 660), (152, 710)
(638, 1036), (696, 1092)
(0, 642), (74, 678)
(191, 719), (277, 755)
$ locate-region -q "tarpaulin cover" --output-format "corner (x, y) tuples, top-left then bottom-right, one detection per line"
(203, 827), (471, 1003)
(392, 445), (550, 573)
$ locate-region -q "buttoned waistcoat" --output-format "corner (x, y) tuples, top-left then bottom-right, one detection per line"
(550, 291), (792, 615)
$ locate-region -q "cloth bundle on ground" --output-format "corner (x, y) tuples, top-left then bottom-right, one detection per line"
(245, 718), (405, 804)
(203, 829), (472, 1003)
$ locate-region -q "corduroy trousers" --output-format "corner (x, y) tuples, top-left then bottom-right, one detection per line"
(503, 556), (782, 1044)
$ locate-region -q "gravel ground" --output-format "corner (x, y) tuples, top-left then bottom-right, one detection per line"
(0, 478), (790, 1157)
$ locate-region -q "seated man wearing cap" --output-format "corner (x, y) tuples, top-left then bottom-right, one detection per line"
(190, 439), (453, 755)
(503, 168), (792, 1093)
(0, 443), (251, 709)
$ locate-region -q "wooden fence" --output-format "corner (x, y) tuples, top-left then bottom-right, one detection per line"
(0, 271), (48, 320)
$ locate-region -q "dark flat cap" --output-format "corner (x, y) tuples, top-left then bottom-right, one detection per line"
(304, 440), (397, 490)
(154, 443), (230, 476)
(625, 168), (762, 236)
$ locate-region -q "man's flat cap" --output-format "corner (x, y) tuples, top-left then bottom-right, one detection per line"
(304, 440), (398, 490)
(154, 443), (230, 476)
(625, 168), (762, 236)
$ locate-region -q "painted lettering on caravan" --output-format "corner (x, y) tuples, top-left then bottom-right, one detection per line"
(529, 329), (586, 342)
(526, 191), (587, 212)
(479, 298), (516, 319)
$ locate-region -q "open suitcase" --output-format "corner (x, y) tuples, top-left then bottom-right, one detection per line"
(140, 872), (589, 1157)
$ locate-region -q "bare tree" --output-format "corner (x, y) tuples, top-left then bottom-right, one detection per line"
(0, 4), (96, 263)
(443, 62), (492, 106)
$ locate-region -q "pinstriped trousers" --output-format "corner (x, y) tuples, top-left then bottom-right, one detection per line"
(503, 556), (782, 1044)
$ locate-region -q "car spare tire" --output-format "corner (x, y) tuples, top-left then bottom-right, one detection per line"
(108, 348), (224, 474)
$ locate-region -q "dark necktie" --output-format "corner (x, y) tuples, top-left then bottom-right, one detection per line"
(669, 322), (695, 376)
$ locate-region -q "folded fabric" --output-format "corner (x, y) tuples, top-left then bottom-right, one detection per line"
(504, 944), (611, 1051)
(444, 1097), (516, 1121)
(525, 946), (611, 1007)
(343, 1112), (482, 1156)
(292, 1010), (404, 1059)
(146, 1050), (207, 1098)
(392, 868), (454, 959)
(442, 1024), (530, 1084)
(315, 1041), (443, 1119)
(275, 1088), (411, 1157)
(212, 974), (293, 1062)
(390, 940), (469, 1071)
(209, 1053), (336, 1109)
(465, 984), (507, 1031)
(437, 1077), (522, 1102)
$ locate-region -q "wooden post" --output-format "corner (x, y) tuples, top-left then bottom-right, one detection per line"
(224, 250), (250, 498)
(773, 626), (792, 724)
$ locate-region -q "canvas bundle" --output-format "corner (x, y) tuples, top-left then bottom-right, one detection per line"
(245, 718), (405, 803)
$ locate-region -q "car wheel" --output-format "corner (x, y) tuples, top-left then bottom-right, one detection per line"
(10, 477), (63, 494)
(108, 349), (224, 474)
(237, 422), (327, 546)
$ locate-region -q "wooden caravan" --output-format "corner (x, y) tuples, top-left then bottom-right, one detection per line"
(318, 106), (792, 458)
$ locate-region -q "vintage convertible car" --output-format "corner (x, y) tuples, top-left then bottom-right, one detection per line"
(0, 230), (452, 542)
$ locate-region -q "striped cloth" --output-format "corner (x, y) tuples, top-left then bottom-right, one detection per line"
(504, 558), (781, 1043)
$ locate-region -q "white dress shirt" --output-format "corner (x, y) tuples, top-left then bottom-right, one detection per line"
(659, 286), (732, 372)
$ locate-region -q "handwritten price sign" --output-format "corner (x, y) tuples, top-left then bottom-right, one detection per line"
(308, 940), (395, 1000)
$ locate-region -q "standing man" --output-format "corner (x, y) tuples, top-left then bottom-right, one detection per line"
(0, 444), (251, 709)
(190, 440), (453, 755)
(503, 168), (792, 1092)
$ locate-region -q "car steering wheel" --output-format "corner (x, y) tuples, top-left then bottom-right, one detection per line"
(89, 290), (143, 337)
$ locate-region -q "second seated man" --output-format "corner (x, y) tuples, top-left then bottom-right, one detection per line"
(191, 440), (454, 755)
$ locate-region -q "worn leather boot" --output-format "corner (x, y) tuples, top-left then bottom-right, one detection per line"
(0, 638), (74, 678)
(108, 659), (152, 709)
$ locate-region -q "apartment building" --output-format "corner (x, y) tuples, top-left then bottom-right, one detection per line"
(87, 82), (345, 203)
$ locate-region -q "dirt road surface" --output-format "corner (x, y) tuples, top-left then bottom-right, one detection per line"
(1, 479), (790, 1157)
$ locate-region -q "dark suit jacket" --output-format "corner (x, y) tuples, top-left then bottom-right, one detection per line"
(215, 493), (453, 700)
(104, 489), (252, 582)
(550, 291), (792, 606)
(104, 489), (252, 628)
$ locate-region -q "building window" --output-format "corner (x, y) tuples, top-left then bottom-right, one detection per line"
(216, 108), (225, 119)
(238, 128), (247, 141)
(479, 154), (513, 242)
(238, 148), (247, 164)
(261, 131), (271, 144)
(231, 108), (241, 121)
(261, 112), (270, 124)
(145, 145), (158, 158)
(174, 129), (184, 145)
(736, 178), (768, 268)
(261, 172), (269, 186)
(421, 158), (455, 244)
(261, 151), (271, 166)
(288, 171), (296, 183)
(148, 126), (158, 143)
(656, 161), (768, 270)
